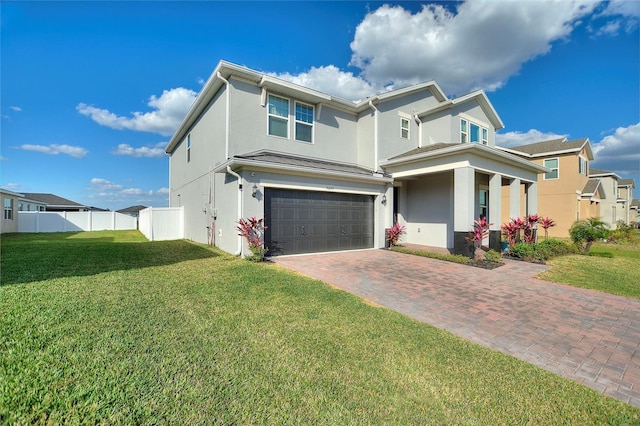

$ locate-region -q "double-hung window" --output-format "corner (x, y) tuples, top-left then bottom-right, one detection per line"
(268, 95), (289, 138)
(4, 198), (13, 220)
(295, 102), (313, 143)
(460, 119), (468, 143)
(544, 158), (559, 180)
(401, 117), (410, 139)
(578, 157), (588, 175)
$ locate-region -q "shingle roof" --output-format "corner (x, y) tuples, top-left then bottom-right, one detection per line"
(619, 178), (635, 187)
(631, 199), (640, 209)
(509, 138), (587, 156)
(582, 179), (601, 195)
(235, 151), (376, 176)
(588, 168), (607, 175)
(20, 193), (85, 208)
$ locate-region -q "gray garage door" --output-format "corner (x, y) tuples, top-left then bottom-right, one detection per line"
(265, 188), (374, 256)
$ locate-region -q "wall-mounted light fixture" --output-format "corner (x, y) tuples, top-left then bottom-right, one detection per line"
(381, 194), (387, 205)
(252, 184), (258, 198)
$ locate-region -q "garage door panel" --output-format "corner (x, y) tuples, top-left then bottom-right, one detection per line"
(265, 189), (374, 256)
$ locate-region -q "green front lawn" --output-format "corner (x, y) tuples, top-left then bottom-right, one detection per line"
(2, 231), (638, 424)
(539, 241), (640, 299)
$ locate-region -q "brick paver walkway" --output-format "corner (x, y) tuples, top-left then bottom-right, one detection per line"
(272, 249), (640, 407)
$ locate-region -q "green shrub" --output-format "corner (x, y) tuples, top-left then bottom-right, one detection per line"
(609, 221), (639, 244)
(484, 249), (502, 263)
(509, 239), (576, 262)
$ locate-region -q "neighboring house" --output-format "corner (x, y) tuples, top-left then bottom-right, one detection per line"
(18, 195), (47, 212)
(617, 178), (635, 226)
(20, 193), (89, 212)
(587, 168), (621, 229)
(1, 188), (21, 233)
(165, 60), (546, 257)
(499, 138), (599, 238)
(116, 205), (147, 218)
(631, 199), (640, 225)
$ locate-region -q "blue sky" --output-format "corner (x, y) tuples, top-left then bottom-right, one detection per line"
(1, 1), (639, 211)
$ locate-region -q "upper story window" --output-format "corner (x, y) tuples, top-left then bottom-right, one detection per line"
(460, 118), (488, 145)
(400, 117), (410, 139)
(186, 134), (191, 163)
(295, 102), (313, 143)
(578, 156), (588, 175)
(4, 198), (13, 220)
(544, 158), (559, 180)
(268, 94), (289, 138)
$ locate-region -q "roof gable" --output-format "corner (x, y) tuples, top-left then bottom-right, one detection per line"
(506, 137), (593, 160)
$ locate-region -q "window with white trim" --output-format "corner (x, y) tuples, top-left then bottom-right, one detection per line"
(578, 156), (588, 175)
(4, 198), (13, 220)
(186, 134), (191, 163)
(268, 94), (289, 138)
(460, 118), (488, 145)
(460, 119), (468, 143)
(401, 117), (410, 139)
(295, 101), (313, 143)
(544, 158), (559, 179)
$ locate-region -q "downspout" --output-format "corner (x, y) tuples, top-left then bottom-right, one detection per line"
(217, 72), (230, 159)
(226, 166), (243, 256)
(369, 99), (379, 171)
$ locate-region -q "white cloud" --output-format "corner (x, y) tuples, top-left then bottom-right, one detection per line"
(591, 123), (640, 176)
(590, 0), (639, 35)
(113, 142), (166, 158)
(275, 65), (381, 102)
(19, 144), (88, 158)
(9, 106), (22, 112)
(77, 87), (197, 136)
(156, 187), (170, 194)
(496, 129), (568, 148)
(347, 2), (598, 96)
(90, 178), (123, 191)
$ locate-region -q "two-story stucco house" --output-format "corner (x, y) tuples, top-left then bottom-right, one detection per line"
(165, 60), (546, 257)
(588, 169), (636, 229)
(499, 138), (600, 238)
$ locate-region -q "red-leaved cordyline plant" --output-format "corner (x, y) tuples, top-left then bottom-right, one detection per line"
(539, 216), (556, 239)
(387, 222), (406, 246)
(522, 214), (540, 244)
(237, 217), (268, 259)
(466, 217), (492, 259)
(501, 219), (521, 247)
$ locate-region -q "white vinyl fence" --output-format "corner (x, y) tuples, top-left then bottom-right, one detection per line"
(18, 211), (137, 233)
(138, 207), (184, 241)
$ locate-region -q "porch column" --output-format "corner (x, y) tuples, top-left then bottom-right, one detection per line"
(488, 173), (502, 252)
(509, 177), (521, 219)
(525, 181), (538, 216)
(453, 167), (475, 257)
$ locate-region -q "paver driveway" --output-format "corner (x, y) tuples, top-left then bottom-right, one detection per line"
(272, 248), (640, 407)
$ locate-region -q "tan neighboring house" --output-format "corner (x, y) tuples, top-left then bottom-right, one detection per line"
(500, 138), (600, 238)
